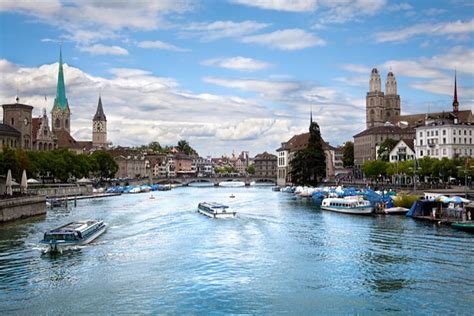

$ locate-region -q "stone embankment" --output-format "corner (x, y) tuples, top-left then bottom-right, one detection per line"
(0, 195), (46, 223)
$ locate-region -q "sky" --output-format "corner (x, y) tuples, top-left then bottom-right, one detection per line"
(0, 0), (473, 157)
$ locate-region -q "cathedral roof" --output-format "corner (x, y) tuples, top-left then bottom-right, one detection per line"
(0, 123), (20, 136)
(53, 47), (69, 112)
(93, 96), (107, 121)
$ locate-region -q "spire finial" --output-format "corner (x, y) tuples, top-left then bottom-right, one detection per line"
(453, 69), (459, 113)
(310, 105), (313, 124)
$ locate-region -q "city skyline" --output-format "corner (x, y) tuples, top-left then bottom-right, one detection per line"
(0, 0), (473, 156)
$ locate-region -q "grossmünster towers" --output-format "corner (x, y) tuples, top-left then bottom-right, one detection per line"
(366, 68), (401, 128)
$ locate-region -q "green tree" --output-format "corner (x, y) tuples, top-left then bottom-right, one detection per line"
(177, 139), (198, 156)
(342, 141), (354, 167)
(362, 160), (388, 180)
(377, 138), (398, 161)
(148, 141), (163, 153)
(1, 146), (19, 179)
(290, 121), (326, 186)
(91, 151), (118, 180)
(246, 164), (255, 175)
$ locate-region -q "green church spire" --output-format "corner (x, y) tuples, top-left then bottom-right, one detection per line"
(53, 46), (68, 112)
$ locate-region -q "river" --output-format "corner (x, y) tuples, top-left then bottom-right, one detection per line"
(1, 186), (473, 314)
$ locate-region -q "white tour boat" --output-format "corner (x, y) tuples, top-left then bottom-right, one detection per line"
(197, 202), (236, 218)
(321, 198), (373, 215)
(218, 180), (246, 187)
(40, 220), (107, 252)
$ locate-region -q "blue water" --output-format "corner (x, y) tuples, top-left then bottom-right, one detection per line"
(1, 187), (473, 314)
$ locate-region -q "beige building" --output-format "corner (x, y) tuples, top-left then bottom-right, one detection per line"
(2, 99), (33, 150)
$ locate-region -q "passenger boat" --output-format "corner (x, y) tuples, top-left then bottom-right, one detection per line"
(40, 220), (107, 252)
(451, 221), (474, 232)
(218, 180), (245, 187)
(197, 202), (236, 218)
(321, 198), (373, 215)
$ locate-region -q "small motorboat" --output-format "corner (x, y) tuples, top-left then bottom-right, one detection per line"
(229, 194), (235, 198)
(451, 221), (474, 232)
(149, 194), (155, 200)
(198, 202), (236, 218)
(40, 220), (107, 252)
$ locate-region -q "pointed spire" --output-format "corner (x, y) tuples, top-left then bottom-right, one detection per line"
(453, 69), (459, 113)
(93, 95), (107, 121)
(53, 45), (68, 112)
(310, 105), (313, 124)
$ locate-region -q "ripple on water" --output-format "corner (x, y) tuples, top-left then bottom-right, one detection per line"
(0, 187), (473, 314)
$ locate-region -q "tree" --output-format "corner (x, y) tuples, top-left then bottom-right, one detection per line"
(91, 151), (118, 180)
(377, 138), (398, 161)
(290, 121), (326, 186)
(246, 164), (255, 175)
(148, 141), (162, 153)
(362, 160), (388, 180)
(177, 139), (198, 156)
(342, 141), (354, 167)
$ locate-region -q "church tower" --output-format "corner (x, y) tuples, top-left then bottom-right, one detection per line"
(92, 96), (107, 149)
(384, 71), (401, 120)
(366, 68), (385, 128)
(51, 46), (71, 134)
(452, 70), (459, 113)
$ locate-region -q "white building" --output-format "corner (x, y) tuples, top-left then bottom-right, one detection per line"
(389, 139), (415, 163)
(415, 117), (473, 159)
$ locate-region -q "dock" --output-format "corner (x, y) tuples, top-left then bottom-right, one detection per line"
(54, 192), (121, 201)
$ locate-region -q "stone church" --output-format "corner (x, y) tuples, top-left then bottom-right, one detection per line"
(0, 47), (108, 153)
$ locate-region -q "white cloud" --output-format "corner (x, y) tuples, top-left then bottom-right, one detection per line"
(0, 0), (61, 17)
(375, 19), (474, 43)
(181, 20), (270, 41)
(241, 29), (326, 50)
(79, 44), (129, 56)
(316, 0), (387, 25)
(137, 40), (189, 52)
(231, 0), (317, 12)
(202, 57), (272, 72)
(340, 64), (371, 74)
(386, 2), (412, 12)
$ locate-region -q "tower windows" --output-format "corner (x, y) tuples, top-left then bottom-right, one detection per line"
(55, 118), (60, 128)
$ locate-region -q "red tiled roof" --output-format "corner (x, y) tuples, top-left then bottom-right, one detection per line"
(254, 151), (277, 160)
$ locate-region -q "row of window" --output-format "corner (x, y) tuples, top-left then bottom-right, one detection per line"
(420, 129), (472, 137)
(419, 148), (473, 157)
(419, 137), (473, 145)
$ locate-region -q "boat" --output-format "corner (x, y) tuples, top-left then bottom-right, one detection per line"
(383, 206), (409, 215)
(451, 221), (474, 232)
(229, 194), (235, 198)
(218, 180), (245, 187)
(40, 220), (107, 252)
(197, 202), (236, 218)
(321, 198), (373, 215)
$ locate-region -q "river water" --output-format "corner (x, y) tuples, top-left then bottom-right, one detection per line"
(1, 187), (473, 314)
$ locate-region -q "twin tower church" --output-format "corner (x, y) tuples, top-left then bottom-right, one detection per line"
(0, 48), (108, 153)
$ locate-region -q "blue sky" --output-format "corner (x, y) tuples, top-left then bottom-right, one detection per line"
(0, 0), (473, 157)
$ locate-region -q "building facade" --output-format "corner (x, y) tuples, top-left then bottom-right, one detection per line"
(32, 108), (57, 151)
(389, 139), (415, 163)
(253, 152), (277, 178)
(0, 123), (21, 151)
(2, 99), (33, 150)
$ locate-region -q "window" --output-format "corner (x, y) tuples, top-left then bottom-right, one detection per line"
(435, 131), (438, 136)
(443, 130), (446, 135)
(55, 119), (60, 128)
(465, 138), (467, 144)
(464, 130), (467, 135)
(419, 131), (423, 137)
(443, 138), (446, 144)
(454, 130), (456, 135)
(454, 138), (456, 143)
(443, 148), (446, 155)
(427, 149), (430, 156)
(420, 150), (423, 156)
(420, 139), (423, 146)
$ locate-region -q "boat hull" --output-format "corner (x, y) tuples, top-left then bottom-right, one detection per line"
(197, 208), (236, 218)
(451, 222), (474, 232)
(320, 206), (373, 215)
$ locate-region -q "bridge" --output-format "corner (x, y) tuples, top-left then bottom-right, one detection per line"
(120, 176), (276, 187)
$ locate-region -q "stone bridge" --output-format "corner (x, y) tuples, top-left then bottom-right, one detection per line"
(122, 176), (276, 186)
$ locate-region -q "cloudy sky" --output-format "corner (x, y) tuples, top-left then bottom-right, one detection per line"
(0, 0), (473, 157)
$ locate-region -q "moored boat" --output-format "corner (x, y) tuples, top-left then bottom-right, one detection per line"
(321, 198), (373, 215)
(197, 202), (236, 218)
(451, 221), (474, 232)
(40, 220), (107, 252)
(218, 180), (245, 187)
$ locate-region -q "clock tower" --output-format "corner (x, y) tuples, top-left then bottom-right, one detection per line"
(92, 96), (107, 149)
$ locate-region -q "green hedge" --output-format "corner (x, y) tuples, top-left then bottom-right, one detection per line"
(393, 194), (420, 208)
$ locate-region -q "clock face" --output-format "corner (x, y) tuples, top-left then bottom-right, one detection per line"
(95, 121), (104, 132)
(24, 118), (28, 126)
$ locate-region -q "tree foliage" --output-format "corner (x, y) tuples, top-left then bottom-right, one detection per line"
(362, 160), (389, 179)
(342, 141), (354, 167)
(177, 139), (198, 156)
(377, 138), (398, 161)
(246, 164), (255, 175)
(290, 121), (326, 186)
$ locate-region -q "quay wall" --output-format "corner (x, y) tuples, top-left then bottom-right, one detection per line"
(28, 184), (93, 197)
(0, 195), (46, 223)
